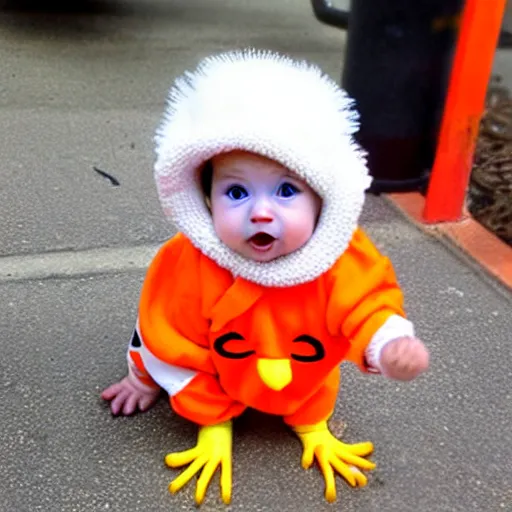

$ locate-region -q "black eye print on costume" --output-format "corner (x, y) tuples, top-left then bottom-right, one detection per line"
(291, 335), (325, 362)
(130, 330), (141, 348)
(214, 332), (255, 359)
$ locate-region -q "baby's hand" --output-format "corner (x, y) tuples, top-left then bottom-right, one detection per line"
(379, 337), (429, 381)
(101, 376), (160, 416)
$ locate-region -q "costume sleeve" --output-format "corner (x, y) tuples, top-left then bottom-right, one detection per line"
(138, 233), (215, 375)
(326, 228), (412, 372)
(134, 233), (246, 425)
(126, 327), (160, 390)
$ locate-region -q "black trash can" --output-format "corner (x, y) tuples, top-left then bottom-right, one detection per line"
(340, 0), (464, 193)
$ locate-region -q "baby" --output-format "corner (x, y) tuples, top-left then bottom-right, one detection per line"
(102, 49), (429, 506)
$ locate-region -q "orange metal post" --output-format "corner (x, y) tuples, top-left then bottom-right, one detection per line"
(423, 0), (507, 223)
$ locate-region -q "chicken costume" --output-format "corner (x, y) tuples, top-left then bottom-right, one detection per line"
(124, 49), (415, 505)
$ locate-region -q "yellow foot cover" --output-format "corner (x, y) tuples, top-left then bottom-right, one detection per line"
(293, 421), (375, 502)
(165, 420), (233, 505)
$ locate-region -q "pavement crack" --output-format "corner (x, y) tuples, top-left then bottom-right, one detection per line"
(0, 243), (162, 283)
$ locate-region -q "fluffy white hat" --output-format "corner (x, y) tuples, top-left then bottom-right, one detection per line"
(154, 49), (371, 287)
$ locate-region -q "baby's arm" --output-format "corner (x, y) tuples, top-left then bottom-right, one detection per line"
(102, 233), (195, 416)
(327, 228), (430, 380)
(364, 315), (429, 380)
(101, 328), (161, 416)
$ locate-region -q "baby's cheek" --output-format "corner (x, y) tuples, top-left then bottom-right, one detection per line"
(213, 213), (242, 248)
(292, 209), (316, 238)
(286, 220), (315, 252)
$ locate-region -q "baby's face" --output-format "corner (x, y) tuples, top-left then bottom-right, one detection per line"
(210, 151), (322, 262)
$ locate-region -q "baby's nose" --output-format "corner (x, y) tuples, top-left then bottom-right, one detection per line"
(250, 204), (274, 223)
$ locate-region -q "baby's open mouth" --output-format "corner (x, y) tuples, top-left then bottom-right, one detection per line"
(248, 232), (276, 250)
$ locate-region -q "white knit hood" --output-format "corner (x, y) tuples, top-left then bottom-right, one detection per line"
(154, 49), (372, 287)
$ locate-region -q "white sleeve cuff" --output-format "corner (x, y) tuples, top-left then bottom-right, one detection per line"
(364, 314), (415, 373)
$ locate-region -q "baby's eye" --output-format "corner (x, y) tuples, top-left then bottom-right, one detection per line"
(226, 185), (248, 201)
(277, 182), (300, 198)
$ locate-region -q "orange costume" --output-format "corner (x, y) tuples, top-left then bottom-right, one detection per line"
(116, 49), (417, 505)
(130, 229), (406, 427)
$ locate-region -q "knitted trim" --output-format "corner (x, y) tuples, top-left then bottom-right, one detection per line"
(154, 49), (372, 287)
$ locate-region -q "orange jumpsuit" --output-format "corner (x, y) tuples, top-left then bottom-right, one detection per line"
(127, 228), (407, 427)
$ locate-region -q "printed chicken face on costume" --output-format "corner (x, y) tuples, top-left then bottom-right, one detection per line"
(208, 282), (351, 417)
(210, 151), (322, 263)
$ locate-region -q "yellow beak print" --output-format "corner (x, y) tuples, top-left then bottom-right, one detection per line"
(256, 358), (292, 391)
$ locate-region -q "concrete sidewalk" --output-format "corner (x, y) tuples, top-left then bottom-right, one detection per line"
(0, 1), (511, 511)
(1, 196), (511, 512)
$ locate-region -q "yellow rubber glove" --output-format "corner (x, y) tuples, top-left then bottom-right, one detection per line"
(165, 420), (233, 505)
(293, 421), (375, 502)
